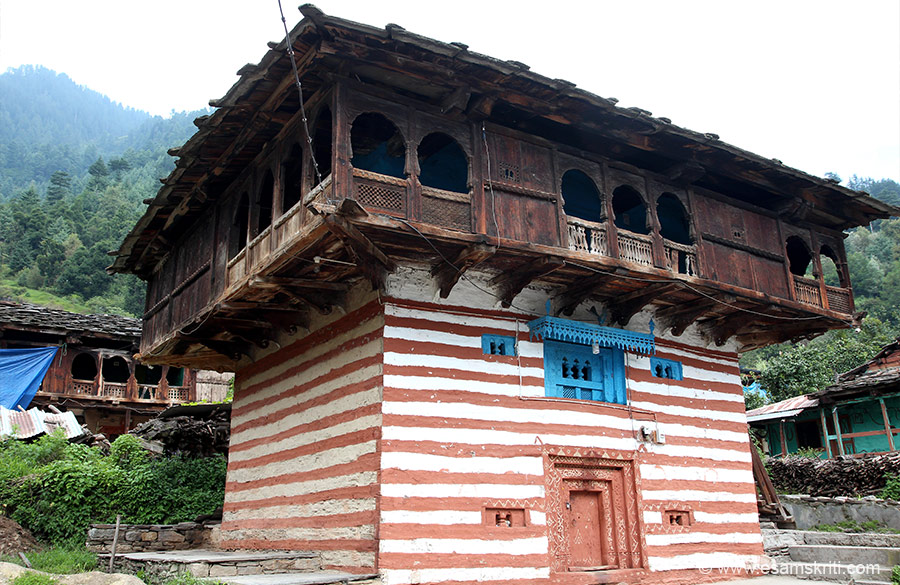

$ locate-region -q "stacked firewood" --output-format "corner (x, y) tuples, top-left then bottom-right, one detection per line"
(767, 452), (900, 497)
(129, 406), (230, 457)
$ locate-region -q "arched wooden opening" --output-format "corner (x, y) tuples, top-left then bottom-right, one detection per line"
(657, 193), (692, 245)
(102, 355), (130, 383)
(612, 185), (649, 235)
(229, 192), (250, 259)
(351, 112), (405, 179)
(786, 236), (812, 276)
(166, 367), (185, 387)
(417, 133), (468, 193)
(312, 106), (332, 181)
(820, 245), (846, 287)
(562, 170), (603, 223)
(282, 143), (304, 214)
(71, 353), (97, 380)
(135, 364), (162, 399)
(256, 169), (274, 234)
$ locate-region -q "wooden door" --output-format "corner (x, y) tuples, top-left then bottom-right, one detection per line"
(568, 488), (615, 570)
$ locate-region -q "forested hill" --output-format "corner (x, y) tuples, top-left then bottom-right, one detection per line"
(0, 65), (206, 316)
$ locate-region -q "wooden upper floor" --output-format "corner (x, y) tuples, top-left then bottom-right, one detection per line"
(110, 7), (896, 370)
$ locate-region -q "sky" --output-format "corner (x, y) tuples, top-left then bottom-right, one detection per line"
(1, 0), (898, 184)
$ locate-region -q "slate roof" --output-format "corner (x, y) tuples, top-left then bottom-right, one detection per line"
(0, 301), (141, 341)
(746, 394), (819, 423)
(817, 338), (900, 397)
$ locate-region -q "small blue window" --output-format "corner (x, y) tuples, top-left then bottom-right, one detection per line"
(543, 340), (627, 405)
(650, 357), (683, 381)
(482, 334), (516, 356)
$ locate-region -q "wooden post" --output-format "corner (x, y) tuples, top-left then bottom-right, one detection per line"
(880, 398), (895, 451)
(109, 514), (121, 572)
(819, 408), (833, 459)
(779, 420), (788, 457)
(832, 407), (846, 456)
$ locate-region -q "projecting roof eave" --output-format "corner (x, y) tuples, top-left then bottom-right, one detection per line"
(746, 408), (810, 424)
(109, 4), (900, 278)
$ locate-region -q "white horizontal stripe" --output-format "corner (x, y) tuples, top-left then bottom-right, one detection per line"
(630, 400), (748, 423)
(226, 469), (378, 504)
(381, 483), (545, 499)
(232, 410), (381, 463)
(693, 511), (761, 524)
(646, 532), (762, 546)
(530, 511), (546, 525)
(639, 464), (753, 484)
(233, 346), (382, 427)
(386, 303), (520, 331)
(222, 525), (374, 542)
(382, 566), (550, 585)
(224, 498), (374, 522)
(382, 425), (750, 463)
(642, 489), (756, 503)
(381, 510), (483, 525)
(382, 452), (544, 475)
(384, 373), (542, 397)
(644, 510), (663, 524)
(630, 378), (743, 404)
(647, 552), (767, 571)
(228, 440), (376, 484)
(384, 351), (545, 379)
(239, 314), (382, 392)
(380, 536), (547, 555)
(384, 399), (747, 443)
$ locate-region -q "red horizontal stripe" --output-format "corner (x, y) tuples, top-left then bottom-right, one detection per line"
(223, 510), (377, 530)
(381, 469), (542, 486)
(225, 485), (377, 512)
(230, 427), (379, 470)
(226, 451), (378, 492)
(646, 541), (763, 558)
(384, 296), (533, 322)
(379, 524), (546, 540)
(218, 537), (377, 552)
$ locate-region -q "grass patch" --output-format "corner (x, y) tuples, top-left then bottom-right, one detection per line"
(11, 573), (58, 585)
(161, 575), (227, 585)
(813, 519), (900, 534)
(1, 545), (97, 574)
(0, 279), (91, 314)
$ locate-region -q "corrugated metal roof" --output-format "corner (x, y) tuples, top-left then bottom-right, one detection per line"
(0, 406), (84, 440)
(746, 395), (818, 423)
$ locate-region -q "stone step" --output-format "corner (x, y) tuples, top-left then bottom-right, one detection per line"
(763, 528), (900, 550)
(208, 573), (379, 585)
(788, 544), (900, 566)
(105, 549), (320, 583)
(775, 560), (892, 583)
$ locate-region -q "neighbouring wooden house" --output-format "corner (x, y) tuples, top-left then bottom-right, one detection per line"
(0, 301), (225, 437)
(109, 6), (895, 584)
(749, 338), (900, 459)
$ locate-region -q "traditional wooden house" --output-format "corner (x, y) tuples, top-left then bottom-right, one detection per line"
(749, 338), (900, 459)
(110, 6), (894, 584)
(0, 301), (221, 437)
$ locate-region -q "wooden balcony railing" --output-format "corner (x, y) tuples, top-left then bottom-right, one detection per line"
(352, 168), (406, 215)
(99, 382), (128, 399)
(617, 231), (653, 267)
(72, 380), (94, 395)
(793, 275), (822, 307)
(826, 285), (852, 313)
(567, 219), (608, 256)
(663, 240), (698, 276)
(167, 386), (188, 402)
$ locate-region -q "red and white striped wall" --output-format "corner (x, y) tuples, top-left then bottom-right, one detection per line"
(220, 298), (385, 572)
(219, 274), (764, 584)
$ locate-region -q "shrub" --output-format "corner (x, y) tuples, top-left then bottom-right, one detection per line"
(882, 473), (900, 500)
(0, 434), (226, 545)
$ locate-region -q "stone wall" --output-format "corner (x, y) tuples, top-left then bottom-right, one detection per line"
(781, 494), (900, 530)
(86, 522), (217, 553)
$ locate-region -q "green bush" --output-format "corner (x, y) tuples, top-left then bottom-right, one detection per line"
(0, 433), (225, 545)
(892, 564), (900, 585)
(882, 473), (900, 500)
(12, 573), (57, 585)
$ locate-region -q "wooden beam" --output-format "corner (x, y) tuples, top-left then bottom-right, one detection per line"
(323, 214), (396, 289)
(555, 273), (609, 316)
(491, 256), (565, 308)
(701, 310), (757, 347)
(250, 276), (349, 291)
(656, 295), (725, 336)
(606, 283), (679, 326)
(431, 243), (497, 298)
(880, 398), (896, 452)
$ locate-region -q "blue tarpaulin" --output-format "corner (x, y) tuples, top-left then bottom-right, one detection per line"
(0, 347), (59, 410)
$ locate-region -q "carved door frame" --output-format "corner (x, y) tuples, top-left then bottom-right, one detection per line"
(544, 446), (646, 573)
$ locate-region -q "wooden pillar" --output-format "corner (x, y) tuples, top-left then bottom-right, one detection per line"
(779, 419), (788, 458)
(880, 398), (896, 451)
(832, 407), (846, 456)
(819, 408), (833, 459)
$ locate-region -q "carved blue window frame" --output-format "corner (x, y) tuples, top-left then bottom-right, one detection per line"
(528, 315), (655, 406)
(650, 357), (683, 381)
(482, 334), (516, 356)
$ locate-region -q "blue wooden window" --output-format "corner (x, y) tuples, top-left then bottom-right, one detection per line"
(543, 340), (627, 404)
(482, 334), (516, 356)
(650, 357), (683, 381)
